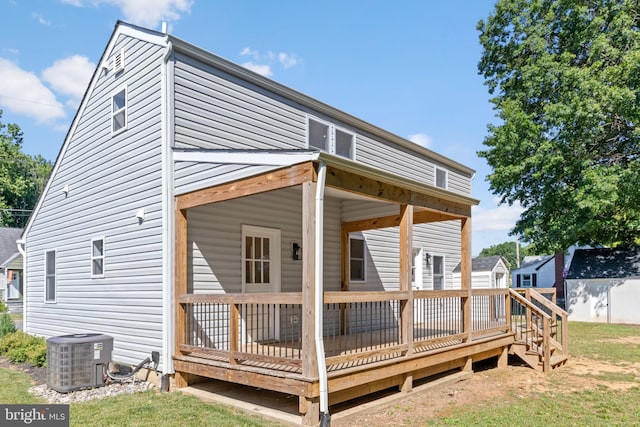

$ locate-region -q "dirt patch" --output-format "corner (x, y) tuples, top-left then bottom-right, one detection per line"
(0, 356), (46, 385)
(333, 353), (640, 426)
(597, 336), (640, 345)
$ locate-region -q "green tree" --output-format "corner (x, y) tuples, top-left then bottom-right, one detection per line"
(0, 111), (52, 227)
(478, 241), (533, 270)
(477, 0), (640, 252)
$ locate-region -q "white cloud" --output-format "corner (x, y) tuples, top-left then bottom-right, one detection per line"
(278, 52), (297, 69)
(472, 199), (524, 233)
(62, 0), (193, 28)
(42, 55), (95, 108)
(32, 13), (52, 26)
(239, 48), (299, 77)
(241, 62), (273, 78)
(0, 58), (65, 123)
(408, 133), (432, 149)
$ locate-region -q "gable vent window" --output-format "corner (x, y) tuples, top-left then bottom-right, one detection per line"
(112, 87), (127, 134)
(307, 117), (356, 160)
(112, 48), (125, 74)
(435, 167), (447, 189)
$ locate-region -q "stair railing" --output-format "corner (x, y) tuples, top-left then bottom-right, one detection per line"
(509, 289), (552, 371)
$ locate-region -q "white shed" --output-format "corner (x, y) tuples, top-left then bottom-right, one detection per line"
(565, 247), (640, 324)
(452, 256), (510, 289)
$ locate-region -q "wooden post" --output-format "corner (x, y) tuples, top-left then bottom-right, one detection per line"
(461, 217), (472, 342)
(301, 180), (320, 421)
(399, 204), (413, 358)
(497, 346), (508, 368)
(229, 303), (239, 365)
(174, 207), (188, 388)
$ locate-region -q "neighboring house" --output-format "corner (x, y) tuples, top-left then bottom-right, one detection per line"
(0, 227), (23, 312)
(511, 253), (565, 302)
(21, 22), (564, 425)
(452, 256), (510, 288)
(565, 247), (640, 324)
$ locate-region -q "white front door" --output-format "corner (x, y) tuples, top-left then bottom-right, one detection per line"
(241, 225), (281, 342)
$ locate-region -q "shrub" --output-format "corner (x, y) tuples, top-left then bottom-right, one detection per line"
(0, 313), (16, 338)
(0, 332), (47, 367)
(0, 301), (8, 313)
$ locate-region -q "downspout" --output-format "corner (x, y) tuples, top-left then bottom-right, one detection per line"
(16, 239), (26, 331)
(161, 38), (175, 384)
(315, 161), (330, 425)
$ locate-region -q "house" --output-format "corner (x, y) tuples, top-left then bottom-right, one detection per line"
(452, 256), (510, 289)
(0, 227), (23, 313)
(565, 247), (640, 324)
(21, 21), (566, 425)
(511, 253), (565, 304)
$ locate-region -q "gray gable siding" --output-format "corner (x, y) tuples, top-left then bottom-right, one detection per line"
(25, 34), (166, 366)
(172, 53), (472, 198)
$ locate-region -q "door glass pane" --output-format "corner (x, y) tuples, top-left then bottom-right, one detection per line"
(255, 262), (262, 284)
(245, 261), (252, 284)
(255, 237), (262, 260)
(263, 238), (270, 260)
(263, 261), (270, 283)
(245, 237), (253, 259)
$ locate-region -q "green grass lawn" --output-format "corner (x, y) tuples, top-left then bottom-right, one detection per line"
(2, 322), (639, 426)
(426, 322), (640, 426)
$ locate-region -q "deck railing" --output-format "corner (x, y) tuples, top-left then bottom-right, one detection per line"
(177, 288), (516, 373)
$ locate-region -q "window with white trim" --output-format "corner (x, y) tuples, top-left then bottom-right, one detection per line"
(517, 273), (537, 288)
(45, 250), (56, 302)
(91, 238), (105, 277)
(411, 248), (423, 288)
(307, 117), (355, 159)
(112, 87), (127, 134)
(349, 236), (366, 282)
(432, 255), (444, 290)
(435, 167), (447, 189)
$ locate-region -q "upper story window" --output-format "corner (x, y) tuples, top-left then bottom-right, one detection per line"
(516, 273), (537, 288)
(91, 237), (105, 278)
(112, 87), (127, 134)
(307, 117), (355, 160)
(435, 167), (447, 189)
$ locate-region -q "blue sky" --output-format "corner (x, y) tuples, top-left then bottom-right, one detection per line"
(0, 0), (522, 255)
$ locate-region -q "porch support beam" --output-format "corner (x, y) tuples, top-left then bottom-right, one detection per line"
(176, 162), (316, 210)
(325, 165), (471, 217)
(174, 207), (188, 388)
(301, 180), (320, 419)
(343, 209), (466, 234)
(461, 217), (472, 342)
(399, 204), (413, 358)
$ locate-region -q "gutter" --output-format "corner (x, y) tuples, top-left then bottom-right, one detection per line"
(315, 162), (330, 425)
(161, 38), (175, 379)
(16, 239), (26, 332)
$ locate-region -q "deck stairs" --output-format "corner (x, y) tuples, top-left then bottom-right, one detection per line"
(508, 289), (569, 372)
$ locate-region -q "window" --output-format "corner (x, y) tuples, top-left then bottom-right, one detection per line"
(349, 236), (366, 282)
(91, 238), (105, 277)
(307, 117), (355, 160)
(45, 250), (56, 302)
(435, 167), (447, 189)
(517, 273), (537, 288)
(112, 87), (127, 134)
(244, 234), (271, 285)
(432, 255), (444, 290)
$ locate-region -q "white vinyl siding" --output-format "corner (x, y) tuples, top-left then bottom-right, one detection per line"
(25, 34), (165, 367)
